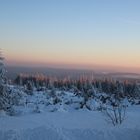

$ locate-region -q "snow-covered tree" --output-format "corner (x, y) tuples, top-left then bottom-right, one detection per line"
(0, 52), (10, 111)
(132, 83), (140, 99)
(0, 52), (24, 116)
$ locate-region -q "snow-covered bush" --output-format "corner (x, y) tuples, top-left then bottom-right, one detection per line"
(33, 103), (41, 113)
(104, 97), (127, 126)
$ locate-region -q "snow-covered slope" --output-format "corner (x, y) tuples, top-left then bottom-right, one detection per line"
(0, 87), (140, 140)
(0, 106), (140, 140)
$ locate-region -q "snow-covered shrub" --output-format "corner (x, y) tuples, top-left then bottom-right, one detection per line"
(33, 104), (41, 113)
(79, 90), (94, 110)
(49, 89), (57, 98)
(1, 86), (25, 116)
(23, 81), (34, 95)
(104, 97), (127, 126)
(53, 97), (62, 105)
(8, 87), (24, 106)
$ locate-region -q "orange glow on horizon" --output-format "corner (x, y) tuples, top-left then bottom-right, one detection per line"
(3, 40), (140, 73)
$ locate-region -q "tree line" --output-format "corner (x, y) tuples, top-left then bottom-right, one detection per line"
(14, 73), (140, 100)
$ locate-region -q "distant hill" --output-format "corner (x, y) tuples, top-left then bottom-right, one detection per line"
(6, 66), (140, 81)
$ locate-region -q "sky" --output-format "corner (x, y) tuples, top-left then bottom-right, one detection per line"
(0, 0), (140, 73)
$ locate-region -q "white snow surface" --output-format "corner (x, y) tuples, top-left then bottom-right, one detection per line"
(0, 89), (140, 140)
(0, 106), (140, 140)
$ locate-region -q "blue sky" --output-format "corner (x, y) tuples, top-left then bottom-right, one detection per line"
(1, 0), (140, 40)
(0, 0), (140, 72)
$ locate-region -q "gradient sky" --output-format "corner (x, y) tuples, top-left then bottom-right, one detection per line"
(0, 0), (140, 73)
